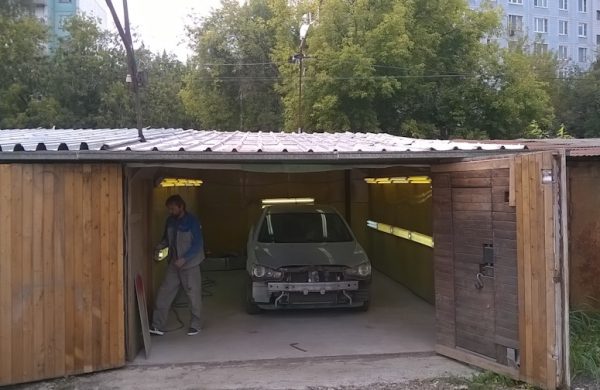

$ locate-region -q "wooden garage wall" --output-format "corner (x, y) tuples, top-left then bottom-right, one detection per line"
(567, 160), (600, 310)
(0, 164), (125, 386)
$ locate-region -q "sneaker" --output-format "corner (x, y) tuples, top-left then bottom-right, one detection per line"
(187, 327), (200, 336)
(149, 327), (164, 336)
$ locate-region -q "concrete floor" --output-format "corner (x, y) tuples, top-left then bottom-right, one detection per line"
(133, 269), (435, 365)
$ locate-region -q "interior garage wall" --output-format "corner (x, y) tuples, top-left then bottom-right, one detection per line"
(568, 160), (600, 310)
(149, 169), (348, 292)
(363, 167), (434, 304)
(125, 169), (153, 361)
(0, 164), (124, 386)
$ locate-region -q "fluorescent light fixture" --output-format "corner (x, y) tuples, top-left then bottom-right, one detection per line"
(364, 176), (432, 185)
(160, 178), (203, 187)
(261, 197), (315, 206)
(366, 220), (378, 229)
(390, 177), (409, 184)
(366, 220), (434, 248)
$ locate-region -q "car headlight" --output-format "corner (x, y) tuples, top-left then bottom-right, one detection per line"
(251, 264), (283, 280)
(345, 262), (371, 278)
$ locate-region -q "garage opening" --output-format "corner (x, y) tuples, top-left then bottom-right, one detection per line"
(125, 164), (437, 364)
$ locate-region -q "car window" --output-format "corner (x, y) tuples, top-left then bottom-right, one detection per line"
(257, 212), (353, 243)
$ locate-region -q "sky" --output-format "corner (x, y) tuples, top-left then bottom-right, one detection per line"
(107, 0), (229, 60)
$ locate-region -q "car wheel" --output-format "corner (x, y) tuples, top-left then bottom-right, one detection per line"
(245, 277), (261, 315)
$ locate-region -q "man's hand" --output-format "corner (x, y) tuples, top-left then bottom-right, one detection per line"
(174, 258), (186, 269)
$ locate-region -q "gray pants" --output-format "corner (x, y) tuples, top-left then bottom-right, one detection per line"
(152, 264), (202, 330)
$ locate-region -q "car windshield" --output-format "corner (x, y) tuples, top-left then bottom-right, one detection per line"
(257, 212), (354, 243)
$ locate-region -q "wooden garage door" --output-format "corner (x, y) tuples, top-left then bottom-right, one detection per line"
(514, 152), (567, 389)
(432, 153), (567, 390)
(0, 164), (125, 386)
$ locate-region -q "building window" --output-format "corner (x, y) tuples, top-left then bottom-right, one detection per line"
(534, 0), (548, 7)
(534, 18), (548, 33)
(578, 0), (587, 12)
(558, 45), (568, 60)
(58, 15), (70, 30)
(559, 20), (568, 35)
(534, 42), (549, 54)
(578, 23), (587, 37)
(58, 0), (72, 3)
(508, 0), (523, 3)
(597, 35), (600, 45)
(596, 10), (600, 20)
(559, 0), (568, 9)
(508, 15), (524, 36)
(578, 47), (587, 62)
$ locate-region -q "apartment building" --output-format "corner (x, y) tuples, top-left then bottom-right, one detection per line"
(470, 0), (600, 70)
(33, 0), (107, 43)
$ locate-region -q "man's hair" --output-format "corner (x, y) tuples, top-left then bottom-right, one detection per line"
(165, 194), (186, 210)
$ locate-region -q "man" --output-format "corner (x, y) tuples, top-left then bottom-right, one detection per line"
(150, 195), (205, 336)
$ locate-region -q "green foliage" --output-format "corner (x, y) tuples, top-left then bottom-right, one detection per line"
(570, 309), (600, 382)
(0, 9), (48, 127)
(1, 0), (597, 139)
(555, 63), (600, 138)
(181, 0), (283, 130)
(465, 371), (538, 389)
(0, 14), (193, 129)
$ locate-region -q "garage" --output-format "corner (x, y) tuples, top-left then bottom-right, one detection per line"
(0, 129), (571, 389)
(128, 166), (436, 364)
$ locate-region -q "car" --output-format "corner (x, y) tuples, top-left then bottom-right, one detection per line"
(245, 204), (371, 313)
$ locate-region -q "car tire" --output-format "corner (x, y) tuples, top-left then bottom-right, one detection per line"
(245, 277), (261, 315)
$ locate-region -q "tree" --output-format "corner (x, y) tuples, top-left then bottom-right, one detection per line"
(272, 0), (556, 138)
(138, 49), (194, 128)
(181, 0), (283, 131)
(0, 6), (49, 127)
(554, 62), (600, 137)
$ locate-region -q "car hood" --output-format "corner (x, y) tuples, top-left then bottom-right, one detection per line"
(252, 242), (369, 269)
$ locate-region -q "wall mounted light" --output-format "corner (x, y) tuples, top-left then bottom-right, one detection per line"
(159, 178), (203, 187)
(366, 220), (434, 248)
(364, 176), (432, 185)
(261, 197), (315, 207)
(541, 169), (553, 184)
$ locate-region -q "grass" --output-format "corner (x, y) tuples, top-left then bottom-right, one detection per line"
(464, 371), (538, 389)
(570, 309), (600, 382)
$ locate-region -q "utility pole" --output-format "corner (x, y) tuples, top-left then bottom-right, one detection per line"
(105, 0), (145, 141)
(298, 52), (303, 133)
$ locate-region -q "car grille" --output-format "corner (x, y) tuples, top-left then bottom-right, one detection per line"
(283, 268), (346, 283)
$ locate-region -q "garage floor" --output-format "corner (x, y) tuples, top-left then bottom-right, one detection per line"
(133, 269), (435, 365)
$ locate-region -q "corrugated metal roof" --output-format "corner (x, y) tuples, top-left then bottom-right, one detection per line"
(0, 128), (526, 154)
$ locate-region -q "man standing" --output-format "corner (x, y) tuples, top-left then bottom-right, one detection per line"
(150, 195), (204, 336)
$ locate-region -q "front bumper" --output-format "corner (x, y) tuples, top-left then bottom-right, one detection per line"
(252, 280), (370, 309)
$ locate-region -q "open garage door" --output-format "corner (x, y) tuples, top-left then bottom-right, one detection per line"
(124, 164), (437, 365)
(431, 152), (568, 390)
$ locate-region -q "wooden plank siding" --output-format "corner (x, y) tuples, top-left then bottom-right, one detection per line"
(432, 175), (456, 348)
(0, 164), (125, 386)
(515, 152), (562, 389)
(432, 158), (520, 375)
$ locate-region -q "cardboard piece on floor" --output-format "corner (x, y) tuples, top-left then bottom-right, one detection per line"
(135, 273), (151, 358)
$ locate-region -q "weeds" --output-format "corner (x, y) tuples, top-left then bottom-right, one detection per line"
(570, 309), (600, 382)
(465, 371), (537, 389)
